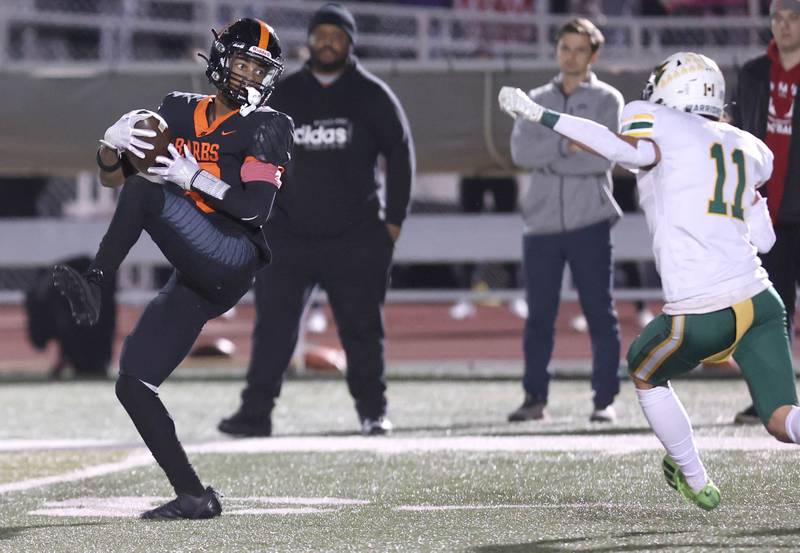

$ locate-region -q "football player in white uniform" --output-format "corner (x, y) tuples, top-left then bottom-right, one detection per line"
(499, 52), (799, 511)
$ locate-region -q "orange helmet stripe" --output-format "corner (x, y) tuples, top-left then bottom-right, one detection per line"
(257, 20), (270, 50)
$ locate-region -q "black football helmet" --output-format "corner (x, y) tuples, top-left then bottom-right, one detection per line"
(203, 18), (283, 109)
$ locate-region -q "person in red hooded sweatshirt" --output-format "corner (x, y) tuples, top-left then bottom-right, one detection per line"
(731, 0), (800, 425)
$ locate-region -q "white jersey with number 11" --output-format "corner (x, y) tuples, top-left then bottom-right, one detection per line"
(620, 100), (774, 314)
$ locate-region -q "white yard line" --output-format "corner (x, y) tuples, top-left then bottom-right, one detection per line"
(0, 451), (154, 494)
(185, 434), (795, 455)
(0, 434), (794, 496)
(30, 496), (362, 518)
(396, 503), (620, 511)
(0, 439), (122, 452)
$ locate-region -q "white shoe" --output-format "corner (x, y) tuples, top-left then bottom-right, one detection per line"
(509, 298), (528, 319)
(590, 405), (616, 423)
(306, 308), (328, 333)
(570, 314), (588, 333)
(637, 308), (655, 328)
(449, 300), (476, 320)
(361, 416), (393, 436)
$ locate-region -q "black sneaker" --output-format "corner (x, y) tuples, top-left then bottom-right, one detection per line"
(360, 416), (393, 436)
(141, 486), (222, 520)
(733, 404), (760, 425)
(508, 395), (548, 422)
(52, 265), (102, 326)
(218, 406), (272, 437)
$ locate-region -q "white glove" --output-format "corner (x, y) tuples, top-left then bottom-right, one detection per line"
(498, 86), (544, 123)
(99, 110), (157, 159)
(148, 143), (200, 190)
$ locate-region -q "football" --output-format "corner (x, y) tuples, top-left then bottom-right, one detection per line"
(124, 110), (171, 173)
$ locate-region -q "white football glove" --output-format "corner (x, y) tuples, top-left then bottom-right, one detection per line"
(148, 143), (200, 190)
(498, 86), (544, 123)
(99, 110), (157, 159)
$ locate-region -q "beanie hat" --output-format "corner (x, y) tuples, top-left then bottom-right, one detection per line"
(308, 3), (357, 45)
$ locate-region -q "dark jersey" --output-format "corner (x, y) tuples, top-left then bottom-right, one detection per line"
(154, 91), (294, 259)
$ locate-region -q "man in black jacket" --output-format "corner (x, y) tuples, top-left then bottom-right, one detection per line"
(731, 0), (800, 424)
(219, 3), (415, 437)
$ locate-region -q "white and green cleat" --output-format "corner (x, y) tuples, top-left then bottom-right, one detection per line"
(662, 455), (721, 511)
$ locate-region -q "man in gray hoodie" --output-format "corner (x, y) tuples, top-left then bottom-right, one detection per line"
(508, 18), (623, 423)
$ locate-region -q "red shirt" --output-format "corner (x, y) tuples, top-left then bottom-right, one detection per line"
(765, 40), (800, 224)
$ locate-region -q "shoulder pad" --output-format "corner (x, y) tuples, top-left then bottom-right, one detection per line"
(166, 91), (209, 104)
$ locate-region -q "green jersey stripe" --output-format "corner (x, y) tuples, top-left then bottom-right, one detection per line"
(622, 121), (654, 132)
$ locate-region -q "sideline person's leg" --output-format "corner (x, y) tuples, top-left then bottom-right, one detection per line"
(219, 225), (316, 437)
(322, 223), (394, 435)
(566, 221), (620, 420)
(510, 232), (565, 422)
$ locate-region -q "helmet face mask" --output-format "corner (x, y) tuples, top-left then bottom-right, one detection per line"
(205, 19), (284, 109)
(641, 52), (725, 120)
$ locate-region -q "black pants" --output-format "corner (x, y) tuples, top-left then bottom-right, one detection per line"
(97, 176), (261, 495)
(760, 223), (800, 343)
(242, 216), (395, 420)
(522, 221), (620, 409)
(97, 178), (261, 384)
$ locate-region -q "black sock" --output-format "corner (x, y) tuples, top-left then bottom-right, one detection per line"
(115, 374), (204, 496)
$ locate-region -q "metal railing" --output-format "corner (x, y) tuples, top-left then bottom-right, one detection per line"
(0, 0), (772, 73)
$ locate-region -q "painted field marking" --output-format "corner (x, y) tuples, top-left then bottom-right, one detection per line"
(394, 503), (677, 512)
(0, 434), (794, 497)
(1, 434), (793, 456)
(0, 439), (121, 452)
(0, 451), (153, 495)
(185, 435), (795, 455)
(30, 496), (365, 518)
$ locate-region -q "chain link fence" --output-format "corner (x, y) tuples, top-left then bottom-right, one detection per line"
(0, 0), (772, 69)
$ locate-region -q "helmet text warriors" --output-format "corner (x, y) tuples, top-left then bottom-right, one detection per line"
(642, 52), (725, 119)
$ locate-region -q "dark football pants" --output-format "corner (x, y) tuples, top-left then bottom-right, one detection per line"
(521, 220), (621, 410)
(95, 176), (260, 495)
(241, 217), (394, 420)
(760, 224), (800, 343)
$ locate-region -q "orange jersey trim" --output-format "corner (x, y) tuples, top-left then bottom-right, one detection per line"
(193, 96), (239, 138)
(186, 191), (215, 213)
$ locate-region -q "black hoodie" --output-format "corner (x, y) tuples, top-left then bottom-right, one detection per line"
(268, 60), (415, 237)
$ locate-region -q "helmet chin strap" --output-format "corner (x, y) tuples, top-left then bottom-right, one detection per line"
(239, 86), (262, 117)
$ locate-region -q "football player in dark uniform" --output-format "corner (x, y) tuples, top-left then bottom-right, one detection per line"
(52, 18), (293, 520)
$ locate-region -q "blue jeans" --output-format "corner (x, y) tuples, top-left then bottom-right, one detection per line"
(522, 220), (620, 409)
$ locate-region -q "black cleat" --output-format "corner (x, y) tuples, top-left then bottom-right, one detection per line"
(218, 406), (272, 437)
(52, 265), (102, 326)
(141, 486), (222, 520)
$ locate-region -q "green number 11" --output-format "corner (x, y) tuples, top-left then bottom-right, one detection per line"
(708, 143), (745, 220)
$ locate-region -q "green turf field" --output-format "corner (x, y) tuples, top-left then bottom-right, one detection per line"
(0, 378), (798, 552)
